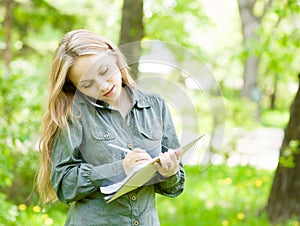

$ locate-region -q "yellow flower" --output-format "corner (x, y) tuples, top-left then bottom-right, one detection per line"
(221, 220), (229, 226)
(218, 177), (232, 185)
(254, 179), (263, 187)
(18, 204), (27, 211)
(44, 218), (54, 225)
(236, 212), (245, 220)
(32, 205), (41, 213)
(224, 177), (232, 185)
(293, 221), (299, 226)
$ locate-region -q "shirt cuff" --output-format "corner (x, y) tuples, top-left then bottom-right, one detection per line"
(156, 171), (180, 188)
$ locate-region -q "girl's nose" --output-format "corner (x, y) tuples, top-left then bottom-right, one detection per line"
(94, 76), (108, 91)
(99, 81), (109, 92)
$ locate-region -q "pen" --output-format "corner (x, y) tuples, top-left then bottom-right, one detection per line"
(108, 144), (131, 153)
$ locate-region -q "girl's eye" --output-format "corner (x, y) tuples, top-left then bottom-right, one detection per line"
(81, 81), (93, 89)
(99, 65), (108, 75)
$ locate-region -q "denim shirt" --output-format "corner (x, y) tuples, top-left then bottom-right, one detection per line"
(50, 86), (185, 226)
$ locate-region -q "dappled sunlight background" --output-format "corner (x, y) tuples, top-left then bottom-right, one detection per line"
(1, 0), (299, 225)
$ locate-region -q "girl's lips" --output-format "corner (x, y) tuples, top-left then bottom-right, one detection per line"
(103, 85), (115, 97)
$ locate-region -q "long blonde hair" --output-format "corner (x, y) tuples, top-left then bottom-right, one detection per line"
(37, 29), (134, 203)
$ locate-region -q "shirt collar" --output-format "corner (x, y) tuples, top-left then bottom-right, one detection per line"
(126, 86), (151, 109)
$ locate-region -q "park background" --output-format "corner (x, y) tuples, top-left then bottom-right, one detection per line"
(1, 0), (300, 225)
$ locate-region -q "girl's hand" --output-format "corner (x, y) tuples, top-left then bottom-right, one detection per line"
(154, 149), (180, 178)
(122, 148), (152, 175)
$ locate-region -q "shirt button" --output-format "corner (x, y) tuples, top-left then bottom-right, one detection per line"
(131, 196), (136, 201)
(126, 121), (130, 127)
(133, 220), (139, 225)
(103, 133), (109, 139)
(127, 143), (133, 149)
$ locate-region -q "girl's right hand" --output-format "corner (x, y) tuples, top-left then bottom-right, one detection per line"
(122, 148), (152, 175)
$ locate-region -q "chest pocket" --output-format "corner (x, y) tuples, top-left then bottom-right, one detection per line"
(83, 126), (121, 165)
(91, 127), (116, 141)
(135, 119), (163, 157)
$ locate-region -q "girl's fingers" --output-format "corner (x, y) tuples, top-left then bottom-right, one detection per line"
(154, 149), (180, 178)
(135, 152), (151, 162)
(169, 151), (179, 165)
(126, 148), (151, 162)
(158, 153), (165, 168)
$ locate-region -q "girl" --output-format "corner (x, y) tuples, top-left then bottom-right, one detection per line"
(37, 29), (185, 225)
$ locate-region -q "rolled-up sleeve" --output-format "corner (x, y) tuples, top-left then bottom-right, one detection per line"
(50, 118), (126, 203)
(154, 98), (186, 197)
(154, 165), (185, 197)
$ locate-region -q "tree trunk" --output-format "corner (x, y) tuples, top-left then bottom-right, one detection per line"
(270, 75), (278, 109)
(2, 0), (14, 71)
(237, 0), (261, 100)
(241, 56), (260, 99)
(266, 73), (300, 223)
(118, 0), (144, 80)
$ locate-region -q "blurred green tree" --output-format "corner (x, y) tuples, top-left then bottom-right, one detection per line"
(237, 0), (300, 107)
(257, 0), (300, 110)
(237, 0), (272, 100)
(1, 0), (79, 69)
(0, 0), (79, 203)
(144, 0), (209, 53)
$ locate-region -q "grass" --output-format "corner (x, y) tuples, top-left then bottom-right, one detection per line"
(6, 165), (299, 226)
(157, 165), (298, 226)
(3, 202), (67, 226)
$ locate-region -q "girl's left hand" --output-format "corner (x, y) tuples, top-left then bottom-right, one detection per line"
(154, 149), (180, 178)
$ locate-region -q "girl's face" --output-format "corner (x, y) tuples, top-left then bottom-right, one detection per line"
(69, 53), (123, 105)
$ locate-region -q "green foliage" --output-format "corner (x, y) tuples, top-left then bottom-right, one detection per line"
(7, 149), (40, 204)
(0, 193), (18, 225)
(225, 97), (259, 129)
(144, 0), (211, 53)
(13, 0), (79, 42)
(261, 109), (289, 128)
(219, 85), (260, 130)
(279, 140), (300, 168)
(0, 70), (17, 189)
(48, 0), (123, 44)
(257, 0), (300, 111)
(0, 56), (48, 205)
(0, 148), (14, 188)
